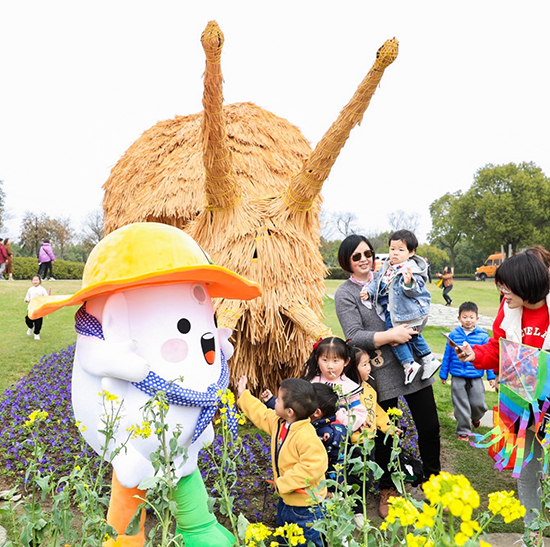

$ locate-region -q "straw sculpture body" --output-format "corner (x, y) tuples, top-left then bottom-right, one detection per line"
(102, 21), (398, 392)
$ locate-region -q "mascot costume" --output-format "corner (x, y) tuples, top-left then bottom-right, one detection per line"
(29, 222), (261, 546)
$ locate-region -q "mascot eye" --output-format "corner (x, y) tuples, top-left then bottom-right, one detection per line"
(177, 318), (191, 334)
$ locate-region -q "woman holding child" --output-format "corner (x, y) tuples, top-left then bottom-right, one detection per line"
(334, 234), (441, 518)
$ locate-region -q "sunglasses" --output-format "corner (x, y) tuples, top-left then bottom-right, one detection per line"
(351, 250), (374, 262)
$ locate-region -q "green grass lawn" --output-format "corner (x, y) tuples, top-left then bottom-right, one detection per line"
(0, 277), (522, 531)
(0, 280), (81, 393)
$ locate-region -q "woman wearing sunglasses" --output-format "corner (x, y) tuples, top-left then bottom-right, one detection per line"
(334, 234), (441, 518)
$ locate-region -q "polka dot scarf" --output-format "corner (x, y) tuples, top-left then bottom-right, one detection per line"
(132, 352), (236, 443)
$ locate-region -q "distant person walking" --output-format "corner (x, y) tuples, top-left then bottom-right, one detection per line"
(425, 257), (432, 283)
(3, 238), (14, 280)
(37, 239), (56, 280)
(0, 239), (7, 280)
(437, 265), (454, 306)
(25, 275), (49, 340)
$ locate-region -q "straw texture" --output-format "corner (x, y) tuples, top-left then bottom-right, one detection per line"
(102, 21), (398, 392)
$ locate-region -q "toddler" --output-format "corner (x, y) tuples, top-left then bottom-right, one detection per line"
(363, 229), (440, 384)
(439, 301), (495, 440)
(24, 275), (48, 340)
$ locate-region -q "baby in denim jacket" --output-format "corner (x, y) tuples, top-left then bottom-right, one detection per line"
(362, 229), (441, 384)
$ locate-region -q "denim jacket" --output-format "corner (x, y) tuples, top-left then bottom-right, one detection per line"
(367, 255), (430, 327)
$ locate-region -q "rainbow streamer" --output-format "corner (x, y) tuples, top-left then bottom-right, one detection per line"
(471, 338), (550, 477)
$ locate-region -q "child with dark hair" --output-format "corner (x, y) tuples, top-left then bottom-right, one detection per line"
(302, 336), (368, 432)
(439, 302), (494, 440)
(24, 274), (48, 340)
(458, 253), (550, 544)
(237, 376), (327, 547)
(261, 382), (347, 492)
(363, 229), (440, 385)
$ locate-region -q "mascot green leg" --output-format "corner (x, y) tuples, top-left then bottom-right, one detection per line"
(174, 468), (235, 547)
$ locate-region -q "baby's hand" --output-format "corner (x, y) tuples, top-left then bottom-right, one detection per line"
(488, 379), (497, 389)
(260, 388), (273, 402)
(360, 287), (369, 301)
(394, 427), (403, 436)
(440, 378), (447, 385)
(237, 375), (248, 398)
(403, 266), (413, 285)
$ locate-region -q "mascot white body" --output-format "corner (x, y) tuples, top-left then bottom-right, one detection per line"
(29, 223), (261, 547)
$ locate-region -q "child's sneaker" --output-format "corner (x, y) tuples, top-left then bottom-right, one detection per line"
(472, 419), (481, 429)
(27, 328), (33, 336)
(34, 334), (40, 340)
(458, 434), (469, 441)
(353, 513), (365, 530)
(420, 354), (442, 380)
(404, 362), (421, 385)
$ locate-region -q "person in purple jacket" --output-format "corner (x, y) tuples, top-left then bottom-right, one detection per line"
(37, 239), (56, 280)
(439, 301), (496, 440)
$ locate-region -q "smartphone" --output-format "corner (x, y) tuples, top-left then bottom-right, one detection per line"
(441, 332), (465, 354)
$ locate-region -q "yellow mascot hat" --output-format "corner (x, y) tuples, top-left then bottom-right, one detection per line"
(29, 222), (262, 320)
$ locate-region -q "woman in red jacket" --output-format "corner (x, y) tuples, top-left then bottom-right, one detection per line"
(459, 252), (550, 544)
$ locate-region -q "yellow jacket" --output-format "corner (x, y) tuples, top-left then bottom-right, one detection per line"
(238, 390), (328, 506)
(351, 381), (395, 443)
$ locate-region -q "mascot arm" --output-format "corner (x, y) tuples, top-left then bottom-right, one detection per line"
(281, 300), (333, 341)
(79, 292), (150, 382)
(78, 336), (150, 382)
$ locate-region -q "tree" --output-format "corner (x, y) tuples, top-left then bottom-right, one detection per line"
(80, 209), (104, 255)
(19, 212), (50, 257)
(417, 244), (449, 277)
(49, 217), (74, 260)
(428, 191), (464, 271)
(388, 210), (420, 233)
(321, 209), (364, 240)
(458, 162), (550, 255)
(319, 237), (341, 267)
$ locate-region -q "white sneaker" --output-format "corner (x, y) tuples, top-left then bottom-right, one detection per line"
(404, 362), (421, 384)
(34, 334), (40, 340)
(353, 513), (365, 530)
(421, 355), (442, 380)
(49, 277), (55, 281)
(27, 328), (33, 336)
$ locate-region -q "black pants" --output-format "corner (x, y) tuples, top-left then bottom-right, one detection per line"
(443, 285), (453, 305)
(25, 315), (43, 334)
(375, 385), (441, 489)
(38, 261), (53, 279)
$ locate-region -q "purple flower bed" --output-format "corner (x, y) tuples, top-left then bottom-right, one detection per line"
(0, 345), (99, 480)
(0, 346), (278, 521)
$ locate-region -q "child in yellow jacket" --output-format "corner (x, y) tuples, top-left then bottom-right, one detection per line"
(237, 376), (327, 547)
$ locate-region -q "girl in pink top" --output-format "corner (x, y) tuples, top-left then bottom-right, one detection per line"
(302, 337), (367, 432)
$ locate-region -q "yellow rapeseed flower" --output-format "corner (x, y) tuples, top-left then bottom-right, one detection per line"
(405, 533), (433, 547)
(24, 410), (49, 427)
(387, 407), (403, 417)
(487, 490), (525, 523)
(244, 523), (271, 545)
(386, 496), (419, 526)
(415, 504), (437, 529)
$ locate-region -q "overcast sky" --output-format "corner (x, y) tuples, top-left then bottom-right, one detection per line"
(1, 1), (549, 243)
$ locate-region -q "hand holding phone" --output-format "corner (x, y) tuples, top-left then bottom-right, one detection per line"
(441, 332), (465, 355)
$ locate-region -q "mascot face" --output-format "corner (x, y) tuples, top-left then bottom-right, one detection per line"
(121, 283), (221, 391)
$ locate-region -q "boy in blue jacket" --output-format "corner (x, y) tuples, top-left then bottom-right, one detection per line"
(439, 301), (496, 440)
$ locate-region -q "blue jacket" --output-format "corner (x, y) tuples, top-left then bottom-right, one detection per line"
(439, 325), (495, 380)
(367, 255), (430, 327)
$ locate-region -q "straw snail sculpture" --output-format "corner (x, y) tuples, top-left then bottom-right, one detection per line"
(103, 21), (398, 392)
